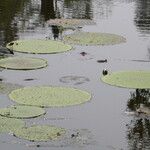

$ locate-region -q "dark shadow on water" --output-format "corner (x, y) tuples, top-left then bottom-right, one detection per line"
(127, 89), (150, 149)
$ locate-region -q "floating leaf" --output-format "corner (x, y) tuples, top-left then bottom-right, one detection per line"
(9, 86), (91, 107)
(0, 105), (46, 119)
(0, 57), (47, 70)
(6, 40), (72, 54)
(13, 125), (66, 141)
(0, 116), (25, 133)
(101, 71), (150, 89)
(47, 19), (94, 27)
(63, 32), (126, 45)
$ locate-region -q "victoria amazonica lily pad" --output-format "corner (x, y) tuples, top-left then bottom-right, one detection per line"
(9, 86), (91, 107)
(101, 71), (150, 89)
(13, 125), (66, 141)
(0, 105), (46, 119)
(6, 40), (72, 54)
(63, 32), (126, 45)
(47, 19), (94, 27)
(0, 116), (25, 133)
(0, 57), (47, 70)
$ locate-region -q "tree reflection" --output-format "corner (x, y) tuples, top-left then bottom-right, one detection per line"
(134, 0), (150, 34)
(127, 89), (150, 149)
(0, 0), (28, 45)
(64, 0), (93, 19)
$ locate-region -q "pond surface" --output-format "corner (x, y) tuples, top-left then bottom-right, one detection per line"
(0, 0), (150, 149)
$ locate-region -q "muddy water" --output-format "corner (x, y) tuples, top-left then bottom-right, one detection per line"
(0, 0), (150, 149)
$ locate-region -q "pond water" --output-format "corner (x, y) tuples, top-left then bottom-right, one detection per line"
(0, 0), (150, 149)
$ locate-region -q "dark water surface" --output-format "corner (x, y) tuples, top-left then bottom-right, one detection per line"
(0, 0), (150, 149)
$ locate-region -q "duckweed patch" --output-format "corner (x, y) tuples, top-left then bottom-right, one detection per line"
(13, 125), (66, 141)
(63, 32), (126, 45)
(101, 71), (150, 89)
(0, 116), (25, 133)
(0, 105), (46, 119)
(47, 19), (94, 27)
(0, 57), (47, 70)
(6, 40), (72, 54)
(9, 86), (91, 107)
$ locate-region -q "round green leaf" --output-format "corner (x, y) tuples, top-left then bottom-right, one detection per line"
(0, 57), (47, 70)
(9, 86), (91, 107)
(0, 116), (25, 133)
(0, 105), (46, 119)
(6, 40), (72, 54)
(13, 125), (66, 141)
(47, 19), (94, 27)
(101, 71), (150, 89)
(63, 32), (126, 45)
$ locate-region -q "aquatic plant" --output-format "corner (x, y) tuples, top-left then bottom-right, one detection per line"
(101, 71), (150, 89)
(63, 32), (126, 45)
(0, 105), (46, 119)
(13, 125), (66, 141)
(0, 57), (47, 70)
(6, 40), (72, 54)
(9, 86), (91, 107)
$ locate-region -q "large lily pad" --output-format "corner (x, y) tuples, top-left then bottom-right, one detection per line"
(63, 32), (126, 45)
(6, 40), (72, 54)
(13, 125), (66, 141)
(0, 105), (46, 119)
(0, 57), (47, 70)
(101, 71), (150, 89)
(47, 19), (94, 27)
(0, 116), (25, 133)
(9, 86), (91, 107)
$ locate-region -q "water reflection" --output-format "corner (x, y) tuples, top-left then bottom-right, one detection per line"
(0, 0), (29, 45)
(134, 0), (150, 35)
(127, 89), (150, 149)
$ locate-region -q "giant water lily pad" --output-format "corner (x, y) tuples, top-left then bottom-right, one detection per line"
(13, 125), (66, 141)
(47, 19), (94, 27)
(0, 116), (25, 133)
(0, 57), (47, 70)
(0, 105), (46, 119)
(101, 71), (150, 89)
(63, 32), (126, 45)
(6, 40), (72, 54)
(9, 86), (91, 107)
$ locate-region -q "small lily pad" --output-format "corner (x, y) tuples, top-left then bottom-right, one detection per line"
(13, 125), (66, 141)
(0, 116), (25, 133)
(6, 40), (72, 54)
(9, 86), (91, 107)
(101, 71), (150, 89)
(63, 32), (126, 45)
(0, 105), (46, 119)
(47, 19), (94, 27)
(0, 57), (47, 70)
